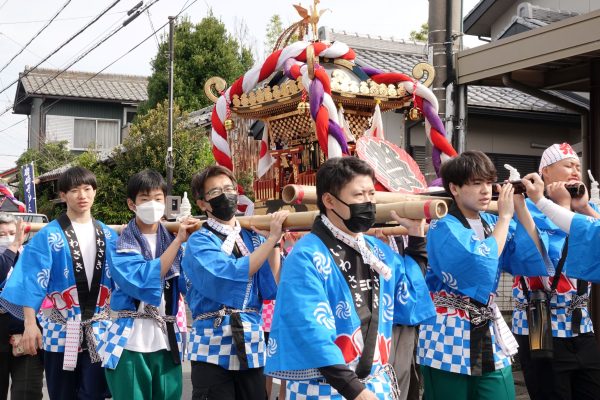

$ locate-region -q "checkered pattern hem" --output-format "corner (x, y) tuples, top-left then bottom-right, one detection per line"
(97, 319), (132, 369)
(98, 317), (184, 369)
(512, 292), (595, 337)
(186, 321), (266, 370)
(286, 368), (394, 400)
(39, 314), (111, 354)
(417, 313), (511, 376)
(40, 316), (67, 352)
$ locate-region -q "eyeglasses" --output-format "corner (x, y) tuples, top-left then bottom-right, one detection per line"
(205, 185), (237, 198)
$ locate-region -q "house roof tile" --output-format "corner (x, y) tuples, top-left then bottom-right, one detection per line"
(19, 68), (148, 102)
(323, 29), (574, 115)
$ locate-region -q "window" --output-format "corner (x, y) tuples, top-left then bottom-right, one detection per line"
(74, 119), (96, 149)
(46, 115), (120, 151)
(123, 106), (138, 127)
(73, 118), (119, 150)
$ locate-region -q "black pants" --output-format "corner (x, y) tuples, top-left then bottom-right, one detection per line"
(516, 333), (600, 400)
(44, 350), (110, 400)
(191, 361), (266, 400)
(0, 350), (44, 400)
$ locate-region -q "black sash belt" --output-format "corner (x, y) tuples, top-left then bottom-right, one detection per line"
(447, 205), (495, 375)
(164, 278), (181, 365)
(57, 213), (106, 350)
(312, 218), (381, 379)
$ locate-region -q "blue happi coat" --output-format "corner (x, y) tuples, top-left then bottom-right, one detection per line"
(0, 219), (116, 353)
(98, 219), (184, 369)
(419, 212), (549, 375)
(264, 231), (434, 399)
(563, 212), (600, 282)
(512, 200), (598, 338)
(181, 226), (277, 370)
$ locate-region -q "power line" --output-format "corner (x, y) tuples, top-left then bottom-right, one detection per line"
(0, 129), (25, 147)
(0, 118), (26, 133)
(0, 32), (59, 68)
(0, 0), (8, 13)
(0, 76), (12, 102)
(0, 0), (73, 74)
(0, 0), (122, 97)
(146, 9), (161, 49)
(0, 10), (128, 25)
(43, 0), (200, 115)
(178, 0), (191, 16)
(1, 0), (200, 163)
(1, 0), (199, 143)
(0, 0), (160, 118)
(60, 8), (130, 70)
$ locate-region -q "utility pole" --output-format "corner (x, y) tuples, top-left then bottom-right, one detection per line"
(427, 0), (448, 183)
(427, 0), (463, 179)
(448, 1), (466, 154)
(166, 16), (175, 195)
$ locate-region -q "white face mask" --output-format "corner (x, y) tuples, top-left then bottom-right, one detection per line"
(135, 201), (165, 224)
(0, 235), (15, 249)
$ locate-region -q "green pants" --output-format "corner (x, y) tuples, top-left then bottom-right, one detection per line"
(105, 349), (182, 400)
(421, 365), (515, 400)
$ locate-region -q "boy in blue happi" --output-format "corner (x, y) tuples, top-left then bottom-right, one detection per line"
(99, 170), (198, 399)
(419, 151), (549, 400)
(182, 165), (288, 400)
(0, 167), (117, 400)
(265, 156), (435, 400)
(513, 145), (600, 400)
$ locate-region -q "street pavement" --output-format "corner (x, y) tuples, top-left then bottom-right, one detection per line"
(35, 362), (527, 399)
(37, 358), (283, 400)
(28, 306), (528, 399)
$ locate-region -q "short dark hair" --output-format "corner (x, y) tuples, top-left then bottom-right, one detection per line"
(58, 166), (97, 193)
(440, 150), (497, 197)
(127, 170), (167, 201)
(191, 165), (237, 200)
(316, 157), (375, 214)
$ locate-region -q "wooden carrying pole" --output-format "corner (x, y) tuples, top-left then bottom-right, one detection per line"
(285, 225), (429, 238)
(282, 184), (452, 205)
(26, 200), (447, 234)
(282, 184), (500, 212)
(27, 220), (417, 236)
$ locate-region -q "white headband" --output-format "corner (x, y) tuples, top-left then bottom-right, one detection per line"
(539, 143), (579, 175)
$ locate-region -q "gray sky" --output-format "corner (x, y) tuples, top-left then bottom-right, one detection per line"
(0, 0), (480, 170)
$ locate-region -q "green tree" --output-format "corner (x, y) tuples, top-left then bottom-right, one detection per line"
(264, 14), (285, 56)
(15, 105), (214, 223)
(409, 23), (429, 42)
(16, 141), (75, 176)
(264, 14), (300, 56)
(15, 141), (76, 218)
(142, 13), (255, 114)
(80, 101), (214, 223)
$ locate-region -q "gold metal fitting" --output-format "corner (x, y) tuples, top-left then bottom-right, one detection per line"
(297, 101), (310, 114)
(408, 107), (422, 121)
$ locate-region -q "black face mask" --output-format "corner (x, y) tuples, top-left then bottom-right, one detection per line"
(330, 194), (376, 233)
(207, 193), (238, 221)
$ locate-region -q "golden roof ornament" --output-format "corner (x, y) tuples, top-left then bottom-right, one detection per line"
(201, 1), (437, 147)
(293, 0), (329, 40)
